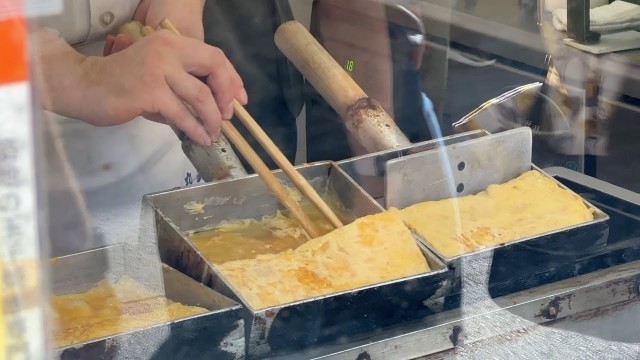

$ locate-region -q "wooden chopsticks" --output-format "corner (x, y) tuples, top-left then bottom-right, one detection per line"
(122, 19), (344, 237)
(231, 101), (344, 229)
(218, 118), (322, 237)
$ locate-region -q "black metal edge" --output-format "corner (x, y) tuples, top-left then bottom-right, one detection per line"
(567, 0), (601, 44)
(445, 167), (640, 305)
(243, 238), (449, 357)
(54, 307), (246, 360)
(253, 267), (451, 358)
(50, 244), (246, 359)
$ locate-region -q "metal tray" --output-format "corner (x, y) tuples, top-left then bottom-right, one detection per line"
(382, 127), (610, 307)
(486, 167), (640, 299)
(51, 244), (245, 360)
(143, 161), (448, 359)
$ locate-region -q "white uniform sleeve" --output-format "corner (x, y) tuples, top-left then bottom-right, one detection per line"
(38, 0), (140, 46)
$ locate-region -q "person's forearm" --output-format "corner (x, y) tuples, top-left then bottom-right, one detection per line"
(32, 25), (246, 145)
(32, 28), (91, 120)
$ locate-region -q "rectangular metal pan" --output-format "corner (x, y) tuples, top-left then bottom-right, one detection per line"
(382, 128), (610, 307)
(51, 244), (245, 360)
(143, 161), (448, 359)
(486, 167), (640, 299)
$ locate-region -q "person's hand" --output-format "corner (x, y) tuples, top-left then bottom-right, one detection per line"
(38, 29), (247, 146)
(104, 0), (205, 56)
(87, 30), (247, 145)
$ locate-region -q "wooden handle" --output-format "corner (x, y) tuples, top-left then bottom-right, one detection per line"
(156, 19), (322, 238)
(274, 20), (366, 120)
(233, 101), (344, 229)
(274, 20), (411, 153)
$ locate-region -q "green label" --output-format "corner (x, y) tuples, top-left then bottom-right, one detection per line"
(345, 59), (354, 72)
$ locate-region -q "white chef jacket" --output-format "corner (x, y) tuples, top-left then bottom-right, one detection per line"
(39, 0), (198, 253)
(39, 0), (139, 45)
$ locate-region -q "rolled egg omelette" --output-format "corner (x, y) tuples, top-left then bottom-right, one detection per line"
(207, 170), (594, 310)
(215, 208), (430, 310)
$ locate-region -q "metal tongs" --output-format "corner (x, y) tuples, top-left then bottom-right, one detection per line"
(120, 19), (343, 238)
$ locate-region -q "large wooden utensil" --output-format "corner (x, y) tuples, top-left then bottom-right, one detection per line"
(274, 20), (411, 152)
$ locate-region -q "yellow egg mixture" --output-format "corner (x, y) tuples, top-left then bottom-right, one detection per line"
(400, 170), (595, 257)
(188, 184), (340, 264)
(189, 209), (335, 264)
(51, 276), (207, 348)
(189, 170), (593, 310)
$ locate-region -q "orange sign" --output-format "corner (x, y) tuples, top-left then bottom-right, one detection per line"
(0, 16), (28, 84)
